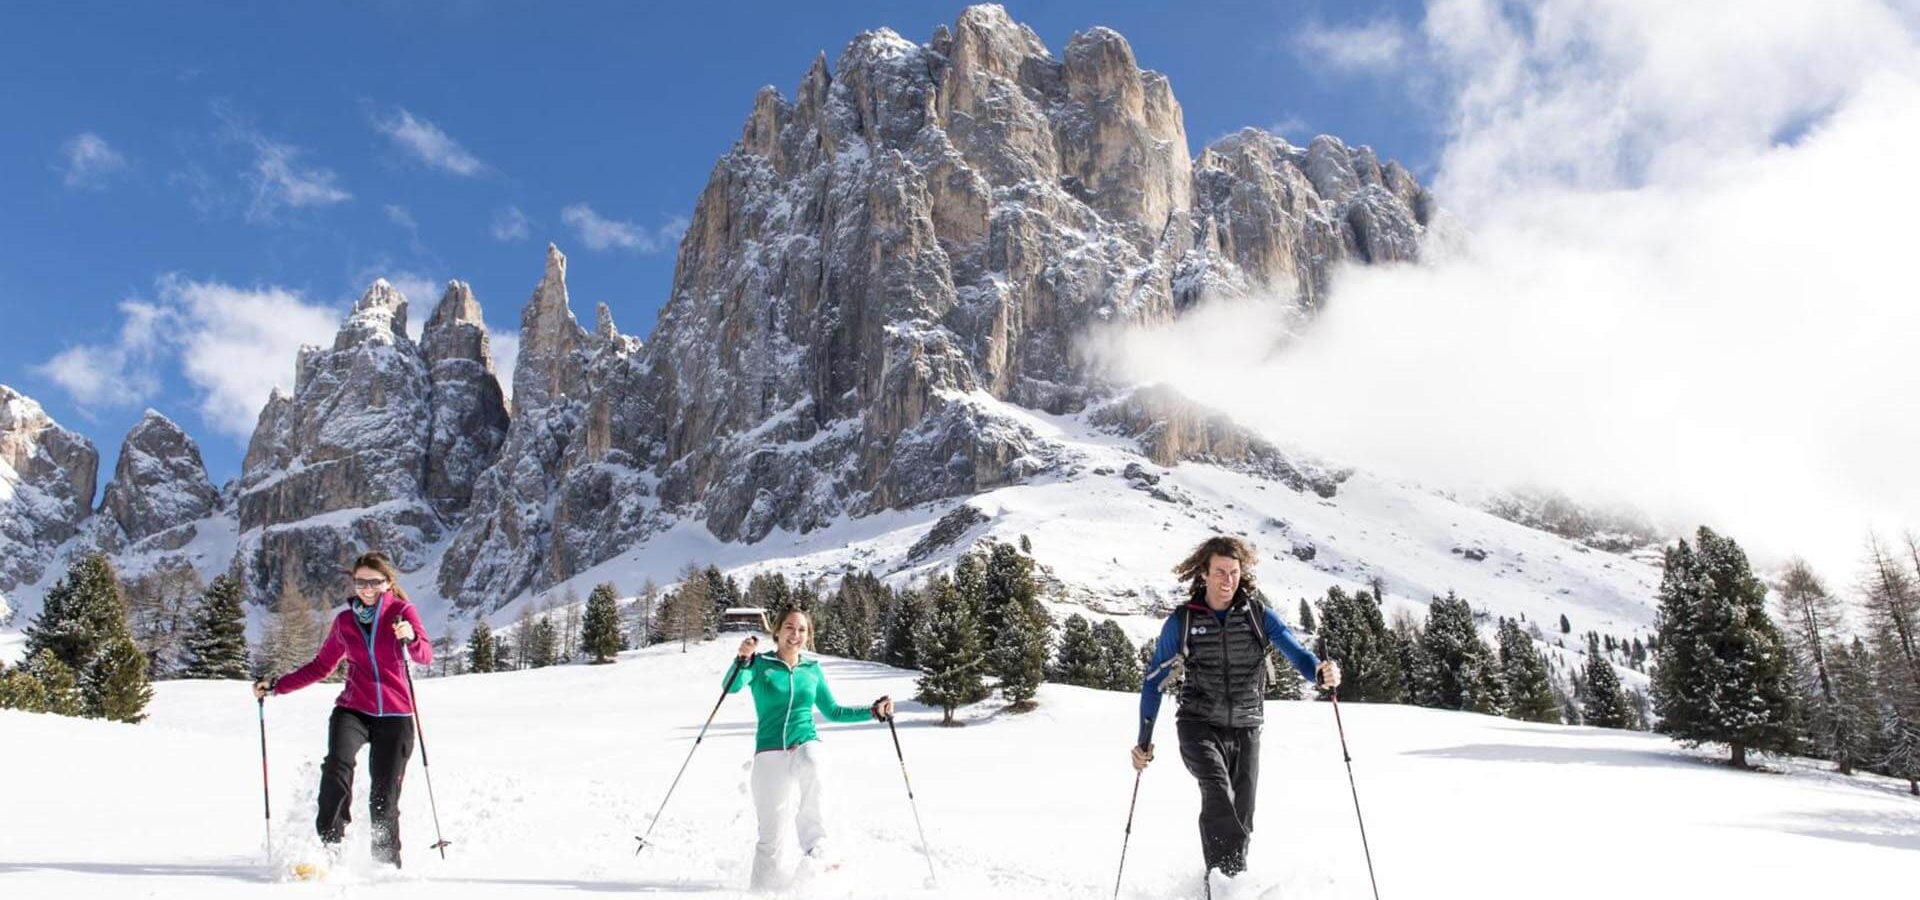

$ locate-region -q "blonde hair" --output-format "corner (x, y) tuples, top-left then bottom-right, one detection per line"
(350, 551), (409, 602)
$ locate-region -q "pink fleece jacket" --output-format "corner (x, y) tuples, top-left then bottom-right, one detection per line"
(274, 592), (433, 716)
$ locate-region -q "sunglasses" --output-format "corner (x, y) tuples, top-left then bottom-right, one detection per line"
(352, 577), (389, 589)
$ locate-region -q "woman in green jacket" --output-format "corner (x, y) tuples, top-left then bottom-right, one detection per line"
(727, 607), (893, 890)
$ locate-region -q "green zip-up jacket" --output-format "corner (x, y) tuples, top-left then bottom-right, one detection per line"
(723, 652), (874, 753)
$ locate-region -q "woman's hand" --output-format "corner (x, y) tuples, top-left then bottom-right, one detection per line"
(392, 619), (416, 644)
(252, 677), (274, 701)
(871, 695), (894, 720)
(737, 635), (759, 660)
(1316, 660), (1342, 690)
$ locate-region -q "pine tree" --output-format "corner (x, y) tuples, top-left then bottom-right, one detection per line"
(1652, 527), (1797, 767)
(1313, 587), (1406, 703)
(982, 545), (1048, 705)
(1824, 638), (1879, 775)
(1497, 617), (1561, 723)
(25, 553), (151, 720)
(1559, 614), (1571, 634)
(1581, 634), (1630, 729)
(1053, 613), (1103, 688)
(1297, 597), (1316, 634)
(631, 577), (660, 648)
(1266, 649), (1307, 700)
(881, 587), (927, 670)
(92, 632), (153, 723)
(181, 575), (250, 680)
(1094, 619), (1142, 692)
(953, 553), (991, 641)
(0, 649), (82, 715)
(831, 573), (884, 661)
(582, 583), (624, 664)
(528, 615), (558, 668)
(511, 601), (538, 668)
(914, 575), (985, 725)
(994, 599), (1050, 709)
(1411, 593), (1506, 715)
(745, 572), (792, 613)
(25, 553), (128, 681)
(467, 621), (496, 673)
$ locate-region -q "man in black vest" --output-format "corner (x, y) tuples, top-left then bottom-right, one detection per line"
(1131, 535), (1340, 881)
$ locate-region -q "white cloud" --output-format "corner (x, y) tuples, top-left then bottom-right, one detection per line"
(1099, 0), (1920, 581)
(244, 137), (351, 222)
(1295, 18), (1415, 74)
(33, 278), (340, 440)
(374, 108), (487, 177)
(58, 132), (128, 189)
(490, 330), (519, 402)
(561, 203), (686, 253)
(491, 205), (531, 242)
(32, 301), (168, 407)
(384, 204), (418, 231)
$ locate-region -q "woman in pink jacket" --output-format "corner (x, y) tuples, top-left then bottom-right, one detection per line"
(253, 551), (433, 868)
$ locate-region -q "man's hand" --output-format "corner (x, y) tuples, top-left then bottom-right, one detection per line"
(737, 636), (759, 660)
(1130, 743), (1154, 772)
(392, 619), (415, 643)
(1316, 660), (1342, 690)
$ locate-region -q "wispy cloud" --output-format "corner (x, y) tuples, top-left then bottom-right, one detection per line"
(373, 107), (487, 176)
(384, 204), (418, 231)
(211, 103), (352, 223)
(491, 205), (531, 242)
(1295, 18), (1415, 75)
(561, 203), (687, 253)
(58, 132), (128, 189)
(33, 278), (341, 439)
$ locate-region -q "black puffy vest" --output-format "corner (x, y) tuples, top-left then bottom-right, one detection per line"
(1176, 597), (1271, 729)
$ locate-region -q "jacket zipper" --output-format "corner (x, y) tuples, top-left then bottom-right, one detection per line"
(1220, 608), (1233, 728)
(365, 595), (385, 716)
(781, 656), (797, 750)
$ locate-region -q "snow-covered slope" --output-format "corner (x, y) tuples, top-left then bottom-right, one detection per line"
(1, 640), (1908, 899)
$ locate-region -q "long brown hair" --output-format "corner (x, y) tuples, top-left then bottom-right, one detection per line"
(774, 606), (816, 652)
(350, 551), (409, 603)
(1172, 535), (1259, 604)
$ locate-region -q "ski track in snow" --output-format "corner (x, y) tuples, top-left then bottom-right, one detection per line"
(1, 641), (1912, 899)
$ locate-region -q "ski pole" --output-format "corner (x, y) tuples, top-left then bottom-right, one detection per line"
(635, 652), (750, 855)
(882, 711), (938, 885)
(400, 640), (453, 859)
(257, 696), (272, 864)
(1113, 766), (1144, 900)
(1330, 689), (1381, 900)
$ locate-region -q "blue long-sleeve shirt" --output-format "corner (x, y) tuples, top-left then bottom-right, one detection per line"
(1136, 603), (1319, 747)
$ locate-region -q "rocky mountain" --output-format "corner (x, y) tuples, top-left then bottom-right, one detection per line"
(233, 278), (507, 609)
(96, 409), (221, 550)
(437, 5), (1429, 612)
(0, 384), (99, 610)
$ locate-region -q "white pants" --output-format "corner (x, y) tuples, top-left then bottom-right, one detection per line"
(750, 742), (828, 890)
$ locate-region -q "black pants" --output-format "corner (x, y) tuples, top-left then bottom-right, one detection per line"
(1177, 719), (1261, 875)
(317, 707), (415, 866)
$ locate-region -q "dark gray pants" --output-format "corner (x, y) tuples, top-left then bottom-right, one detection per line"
(317, 707), (415, 866)
(1177, 719), (1261, 875)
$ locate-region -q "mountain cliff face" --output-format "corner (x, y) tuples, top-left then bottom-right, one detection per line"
(0, 385), (99, 603)
(435, 5), (1428, 612)
(97, 409), (221, 550)
(0, 6), (1429, 619)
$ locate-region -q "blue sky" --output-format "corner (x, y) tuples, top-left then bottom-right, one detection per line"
(1, 0), (1436, 485)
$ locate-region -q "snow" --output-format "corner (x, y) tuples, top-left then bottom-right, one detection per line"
(0, 640), (1910, 898)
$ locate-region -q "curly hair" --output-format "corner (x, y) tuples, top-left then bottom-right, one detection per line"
(349, 551), (409, 602)
(1173, 535), (1259, 603)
